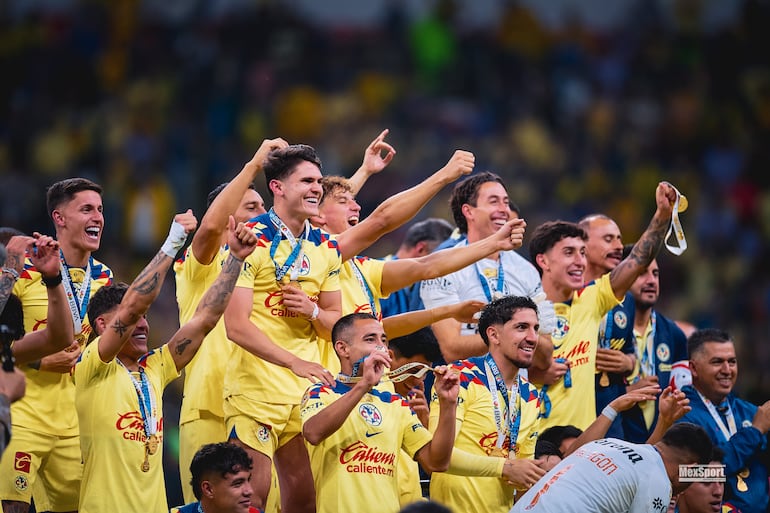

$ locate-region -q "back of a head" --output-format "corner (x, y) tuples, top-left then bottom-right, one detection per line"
(0, 227), (25, 248)
(538, 425), (583, 449)
(529, 221), (586, 274)
(661, 422), (713, 464)
(478, 295), (537, 346)
(687, 328), (732, 359)
(450, 172), (517, 234)
(46, 177), (103, 218)
(206, 181), (257, 210)
(263, 144), (322, 197)
(0, 294), (25, 342)
(398, 500), (453, 513)
(389, 327), (442, 362)
(402, 218), (454, 250)
(190, 442), (253, 501)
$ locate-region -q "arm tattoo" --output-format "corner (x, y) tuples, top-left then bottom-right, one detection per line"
(611, 215), (667, 280)
(174, 338), (192, 355)
(132, 252), (166, 295)
(0, 275), (14, 312)
(111, 318), (128, 337)
(199, 255), (242, 312)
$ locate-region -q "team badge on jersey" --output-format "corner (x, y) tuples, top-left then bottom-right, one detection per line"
(613, 311), (627, 329)
(359, 403), (382, 426)
(656, 343), (670, 362)
(298, 255), (311, 276)
(14, 475), (28, 491)
(552, 315), (570, 343)
(256, 425), (270, 443)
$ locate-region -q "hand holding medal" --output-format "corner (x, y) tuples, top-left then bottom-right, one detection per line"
(660, 182), (688, 255)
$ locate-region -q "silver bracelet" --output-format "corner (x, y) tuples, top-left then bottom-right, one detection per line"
(1, 267), (20, 281)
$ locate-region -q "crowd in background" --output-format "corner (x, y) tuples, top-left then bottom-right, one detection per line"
(2, 0), (770, 504)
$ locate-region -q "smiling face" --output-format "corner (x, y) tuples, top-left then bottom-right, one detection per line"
(335, 318), (389, 375)
(487, 307), (539, 369)
(318, 186), (361, 235)
(690, 341), (737, 405)
(463, 181), (516, 241)
(201, 467), (254, 513)
(537, 236), (587, 299)
(52, 189), (104, 254)
(584, 217), (623, 277)
(270, 160), (323, 223)
(630, 259), (659, 309)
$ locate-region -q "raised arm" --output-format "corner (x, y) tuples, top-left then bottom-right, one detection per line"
(97, 212), (197, 363)
(346, 129), (396, 195)
(168, 217), (257, 371)
(10, 234), (76, 366)
(608, 182), (676, 299)
(336, 150), (475, 261)
(380, 219), (525, 295)
(383, 300), (484, 340)
(192, 138), (288, 265)
(413, 367), (459, 473)
(303, 350), (391, 445)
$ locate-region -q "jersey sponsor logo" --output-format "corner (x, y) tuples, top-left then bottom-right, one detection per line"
(359, 403), (382, 426)
(420, 277), (452, 290)
(655, 343), (670, 362)
(116, 411), (163, 443)
(556, 340), (591, 368)
(652, 497), (666, 512)
(591, 439), (643, 463)
(552, 315), (570, 343)
(339, 441), (396, 476)
(613, 311), (627, 329)
(14, 452), (31, 473)
(32, 318), (48, 331)
(264, 290), (320, 318)
(478, 432), (512, 455)
(365, 431), (382, 438)
(573, 449), (619, 475)
(524, 464), (573, 510)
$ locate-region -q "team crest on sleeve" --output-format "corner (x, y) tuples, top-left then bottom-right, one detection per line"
(613, 311), (628, 329)
(655, 343), (670, 362)
(14, 475), (28, 491)
(256, 424), (271, 443)
(358, 403), (383, 426)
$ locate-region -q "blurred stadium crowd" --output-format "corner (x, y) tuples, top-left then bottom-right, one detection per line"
(2, 0), (770, 502)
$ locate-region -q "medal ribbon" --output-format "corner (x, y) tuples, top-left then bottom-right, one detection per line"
(538, 357), (571, 419)
(59, 251), (92, 335)
(474, 254), (505, 302)
(484, 354), (521, 451)
(637, 311), (657, 380)
(349, 259), (378, 319)
(664, 185), (688, 255)
(696, 390), (737, 443)
(118, 359), (158, 438)
(599, 310), (614, 350)
(268, 209), (308, 282)
(340, 361), (435, 384)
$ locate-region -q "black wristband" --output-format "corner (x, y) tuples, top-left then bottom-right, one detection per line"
(42, 272), (63, 288)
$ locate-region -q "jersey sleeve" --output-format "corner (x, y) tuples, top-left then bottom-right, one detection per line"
(400, 401), (433, 460)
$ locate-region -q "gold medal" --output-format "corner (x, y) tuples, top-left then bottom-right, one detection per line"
(736, 468), (749, 492)
(488, 447), (509, 458)
(141, 451), (150, 473)
(599, 372), (610, 387)
(146, 434), (160, 456)
(677, 194), (688, 213)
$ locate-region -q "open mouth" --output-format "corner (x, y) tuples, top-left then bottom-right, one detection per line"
(492, 217), (508, 227)
(85, 227), (101, 240)
(348, 215), (359, 225)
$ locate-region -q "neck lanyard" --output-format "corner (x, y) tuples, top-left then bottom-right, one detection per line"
(484, 354), (521, 450)
(117, 359), (158, 438)
(59, 250), (92, 334)
(268, 208), (308, 282)
(474, 254), (505, 302)
(638, 311), (657, 377)
(696, 390), (736, 442)
(349, 259), (378, 319)
(599, 310), (614, 349)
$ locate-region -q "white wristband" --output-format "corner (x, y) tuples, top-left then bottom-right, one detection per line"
(602, 405), (618, 422)
(308, 303), (320, 322)
(160, 220), (189, 258)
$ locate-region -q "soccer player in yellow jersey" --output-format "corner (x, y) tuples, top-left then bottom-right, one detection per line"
(429, 296), (547, 513)
(74, 212), (256, 513)
(527, 182), (678, 432)
(224, 142), (482, 512)
(175, 137), (287, 503)
(1, 178), (112, 513)
(301, 313), (460, 513)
